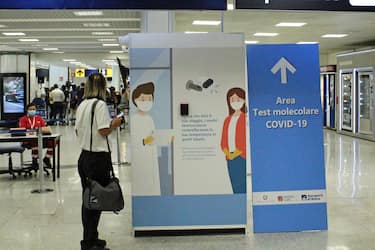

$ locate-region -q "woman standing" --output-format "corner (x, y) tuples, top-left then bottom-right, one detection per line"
(221, 87), (247, 194)
(75, 73), (122, 250)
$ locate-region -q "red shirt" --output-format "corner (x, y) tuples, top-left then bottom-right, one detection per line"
(221, 112), (247, 159)
(19, 115), (46, 129)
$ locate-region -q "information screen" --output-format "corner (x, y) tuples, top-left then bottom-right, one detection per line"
(0, 0), (227, 10)
(2, 76), (25, 114)
(236, 0), (375, 11)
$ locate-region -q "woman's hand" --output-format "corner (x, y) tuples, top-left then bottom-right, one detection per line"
(143, 136), (154, 145)
(111, 117), (122, 129)
(229, 149), (242, 160)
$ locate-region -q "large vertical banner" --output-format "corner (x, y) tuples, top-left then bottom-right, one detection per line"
(128, 33), (247, 233)
(248, 44), (328, 233)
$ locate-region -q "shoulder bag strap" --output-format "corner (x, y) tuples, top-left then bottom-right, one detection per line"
(90, 99), (100, 152)
(90, 99), (116, 178)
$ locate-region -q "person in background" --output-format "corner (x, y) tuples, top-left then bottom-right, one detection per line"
(50, 84), (65, 124)
(69, 84), (78, 124)
(75, 73), (122, 250)
(77, 82), (85, 106)
(19, 103), (53, 170)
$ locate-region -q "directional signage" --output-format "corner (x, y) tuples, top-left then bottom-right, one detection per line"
(236, 0), (375, 11)
(0, 0), (226, 10)
(247, 44), (327, 233)
(271, 57), (296, 84)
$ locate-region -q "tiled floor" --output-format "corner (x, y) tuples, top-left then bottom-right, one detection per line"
(0, 127), (375, 250)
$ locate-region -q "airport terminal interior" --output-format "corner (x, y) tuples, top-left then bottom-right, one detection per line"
(0, 1), (375, 250)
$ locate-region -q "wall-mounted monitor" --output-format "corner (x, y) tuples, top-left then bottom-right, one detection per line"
(0, 73), (27, 120)
(85, 69), (99, 77)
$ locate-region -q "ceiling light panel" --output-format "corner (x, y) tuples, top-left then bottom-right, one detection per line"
(98, 38), (117, 42)
(322, 34), (348, 38)
(2, 32), (25, 36)
(19, 38), (39, 42)
(43, 48), (58, 51)
(297, 41), (319, 44)
(245, 40), (259, 44)
(276, 22), (306, 27)
(184, 31), (208, 34)
(227, 3), (234, 10)
(254, 33), (279, 37)
(192, 20), (221, 26)
(74, 11), (103, 16)
(92, 32), (114, 35)
(102, 44), (119, 47)
(110, 51), (124, 54)
(83, 23), (111, 27)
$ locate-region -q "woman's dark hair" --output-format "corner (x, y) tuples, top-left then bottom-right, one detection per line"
(132, 82), (155, 107)
(226, 87), (247, 115)
(26, 103), (36, 111)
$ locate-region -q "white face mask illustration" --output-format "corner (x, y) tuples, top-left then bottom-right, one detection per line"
(136, 101), (153, 112)
(230, 101), (245, 111)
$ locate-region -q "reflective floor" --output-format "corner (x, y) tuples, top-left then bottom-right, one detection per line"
(0, 127), (374, 250)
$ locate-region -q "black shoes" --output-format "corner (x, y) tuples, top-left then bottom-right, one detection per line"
(95, 239), (107, 248)
(81, 239), (109, 250)
(43, 157), (52, 168)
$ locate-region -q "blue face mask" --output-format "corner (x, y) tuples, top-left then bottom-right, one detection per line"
(27, 110), (36, 117)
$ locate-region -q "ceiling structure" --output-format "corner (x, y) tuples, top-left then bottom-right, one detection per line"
(0, 8), (374, 68)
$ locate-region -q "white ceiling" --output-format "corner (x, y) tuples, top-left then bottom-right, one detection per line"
(0, 8), (374, 68)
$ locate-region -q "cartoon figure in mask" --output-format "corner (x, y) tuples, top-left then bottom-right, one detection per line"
(221, 88), (247, 194)
(131, 82), (161, 196)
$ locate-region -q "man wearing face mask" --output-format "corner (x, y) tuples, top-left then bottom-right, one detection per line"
(221, 88), (247, 194)
(130, 82), (161, 196)
(19, 103), (53, 170)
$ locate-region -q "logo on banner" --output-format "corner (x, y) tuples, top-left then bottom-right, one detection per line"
(301, 194), (324, 201)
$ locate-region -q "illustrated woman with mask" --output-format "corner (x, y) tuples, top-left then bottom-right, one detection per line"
(131, 82), (161, 196)
(19, 103), (53, 170)
(221, 88), (247, 194)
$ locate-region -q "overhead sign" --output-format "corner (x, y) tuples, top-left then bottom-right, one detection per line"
(0, 0), (226, 10)
(75, 68), (85, 78)
(236, 0), (375, 11)
(247, 44), (328, 233)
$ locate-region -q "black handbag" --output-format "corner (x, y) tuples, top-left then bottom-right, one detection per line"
(83, 99), (125, 212)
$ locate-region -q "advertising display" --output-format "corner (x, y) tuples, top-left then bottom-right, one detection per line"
(0, 0), (227, 10)
(236, 0), (375, 11)
(0, 73), (27, 120)
(128, 33), (247, 233)
(247, 44), (328, 233)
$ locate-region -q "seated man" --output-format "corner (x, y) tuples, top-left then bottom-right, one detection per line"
(19, 103), (53, 170)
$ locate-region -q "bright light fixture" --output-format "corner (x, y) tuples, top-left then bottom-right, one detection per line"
(297, 41), (319, 44)
(322, 34), (348, 38)
(0, 25), (7, 28)
(63, 59), (76, 62)
(254, 33), (279, 37)
(184, 31), (208, 34)
(92, 32), (114, 36)
(350, 0), (375, 6)
(53, 51), (64, 54)
(227, 3), (234, 10)
(98, 38), (117, 42)
(276, 22), (306, 27)
(43, 48), (58, 51)
(83, 23), (110, 27)
(192, 20), (221, 26)
(70, 61), (81, 64)
(102, 44), (119, 47)
(19, 38), (39, 42)
(102, 59), (115, 62)
(74, 11), (103, 16)
(2, 32), (25, 36)
(110, 51), (124, 54)
(245, 40), (259, 44)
